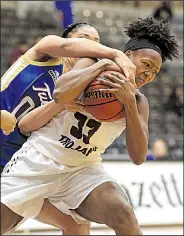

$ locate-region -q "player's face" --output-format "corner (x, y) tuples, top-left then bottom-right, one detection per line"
(127, 49), (162, 88)
(70, 26), (100, 43)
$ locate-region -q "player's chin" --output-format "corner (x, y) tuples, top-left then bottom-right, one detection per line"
(136, 83), (143, 89)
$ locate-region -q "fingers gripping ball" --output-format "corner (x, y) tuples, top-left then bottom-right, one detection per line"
(83, 71), (125, 122)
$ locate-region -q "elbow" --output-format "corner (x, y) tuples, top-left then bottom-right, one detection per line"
(53, 89), (67, 105)
(18, 121), (30, 135)
(130, 151), (147, 165)
(53, 89), (60, 104)
(18, 121), (24, 131)
(132, 157), (146, 165)
(129, 141), (148, 165)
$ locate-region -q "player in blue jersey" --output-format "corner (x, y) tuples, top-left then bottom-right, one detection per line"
(0, 23), (136, 235)
(0, 23), (136, 169)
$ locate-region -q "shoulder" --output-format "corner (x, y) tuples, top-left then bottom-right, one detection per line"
(25, 35), (63, 61)
(27, 35), (60, 52)
(34, 35), (63, 45)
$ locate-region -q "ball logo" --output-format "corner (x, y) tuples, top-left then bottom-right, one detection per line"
(84, 90), (113, 99)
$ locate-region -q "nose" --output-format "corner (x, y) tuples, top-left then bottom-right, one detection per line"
(144, 71), (151, 77)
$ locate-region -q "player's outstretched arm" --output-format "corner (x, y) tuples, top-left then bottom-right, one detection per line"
(28, 35), (136, 83)
(0, 110), (17, 135)
(53, 58), (113, 105)
(18, 100), (64, 134)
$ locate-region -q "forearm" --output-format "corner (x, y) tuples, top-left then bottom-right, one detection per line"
(124, 100), (148, 165)
(18, 101), (64, 134)
(36, 36), (119, 60)
(60, 38), (119, 59)
(53, 60), (108, 105)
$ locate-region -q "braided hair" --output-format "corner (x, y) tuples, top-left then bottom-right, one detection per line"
(124, 16), (179, 61)
(62, 22), (93, 38)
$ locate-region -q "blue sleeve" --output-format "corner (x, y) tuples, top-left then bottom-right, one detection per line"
(1, 85), (13, 112)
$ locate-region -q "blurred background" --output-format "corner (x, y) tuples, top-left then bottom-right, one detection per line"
(1, 0), (183, 235)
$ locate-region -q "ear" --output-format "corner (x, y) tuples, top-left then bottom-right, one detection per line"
(125, 50), (132, 58)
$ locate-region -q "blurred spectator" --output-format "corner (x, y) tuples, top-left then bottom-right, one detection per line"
(147, 139), (169, 160)
(164, 86), (184, 117)
(153, 0), (173, 22)
(8, 39), (30, 67)
(54, 0), (74, 29)
(16, 1), (54, 19)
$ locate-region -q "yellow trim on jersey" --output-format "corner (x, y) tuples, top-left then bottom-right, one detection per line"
(21, 55), (63, 66)
(1, 59), (28, 92)
(1, 56), (63, 92)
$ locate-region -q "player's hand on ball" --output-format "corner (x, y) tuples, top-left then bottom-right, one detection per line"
(99, 59), (118, 70)
(104, 61), (122, 73)
(100, 59), (125, 74)
(98, 72), (136, 105)
(113, 51), (137, 87)
(1, 110), (17, 135)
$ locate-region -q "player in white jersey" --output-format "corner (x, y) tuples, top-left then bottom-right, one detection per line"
(1, 22), (136, 235)
(1, 17), (178, 235)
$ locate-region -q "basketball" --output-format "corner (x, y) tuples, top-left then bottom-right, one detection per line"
(83, 71), (125, 122)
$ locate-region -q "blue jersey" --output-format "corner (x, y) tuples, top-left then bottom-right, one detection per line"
(0, 55), (64, 166)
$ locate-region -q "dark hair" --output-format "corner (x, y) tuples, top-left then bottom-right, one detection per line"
(62, 22), (93, 38)
(124, 16), (179, 61)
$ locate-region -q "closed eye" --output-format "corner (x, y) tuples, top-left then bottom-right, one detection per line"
(143, 62), (150, 68)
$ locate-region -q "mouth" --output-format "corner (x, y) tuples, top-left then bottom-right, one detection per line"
(135, 77), (145, 87)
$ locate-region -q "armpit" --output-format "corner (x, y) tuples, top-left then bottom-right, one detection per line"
(136, 91), (148, 106)
(63, 57), (80, 73)
(135, 90), (142, 103)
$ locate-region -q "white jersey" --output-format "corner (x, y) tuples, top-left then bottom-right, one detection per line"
(28, 110), (126, 166)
